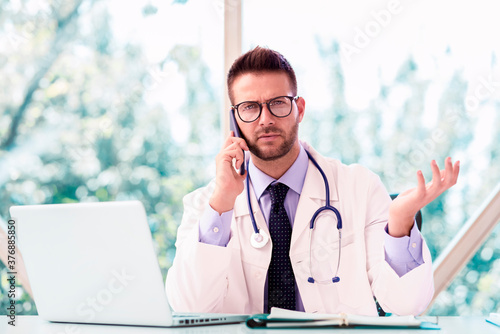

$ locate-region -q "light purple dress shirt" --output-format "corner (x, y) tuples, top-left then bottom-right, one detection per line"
(198, 144), (424, 312)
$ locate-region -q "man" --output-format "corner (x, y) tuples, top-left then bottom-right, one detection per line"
(165, 47), (460, 316)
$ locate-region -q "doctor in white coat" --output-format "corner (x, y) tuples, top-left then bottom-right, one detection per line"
(166, 47), (460, 316)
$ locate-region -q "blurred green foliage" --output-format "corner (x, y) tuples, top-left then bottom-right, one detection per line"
(0, 0), (220, 314)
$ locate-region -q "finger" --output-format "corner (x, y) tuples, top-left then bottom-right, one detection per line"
(416, 170), (426, 195)
(238, 139), (249, 151)
(221, 147), (245, 163)
(225, 141), (248, 154)
(227, 132), (249, 151)
(442, 157), (460, 187)
(452, 160), (460, 184)
(223, 147), (247, 172)
(430, 160), (442, 188)
(443, 157), (454, 185)
(234, 149), (246, 170)
(222, 142), (247, 172)
(223, 133), (249, 151)
(222, 132), (235, 148)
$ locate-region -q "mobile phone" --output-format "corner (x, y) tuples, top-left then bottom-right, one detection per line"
(229, 109), (246, 175)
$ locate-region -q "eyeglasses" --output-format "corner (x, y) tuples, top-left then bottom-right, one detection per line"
(232, 96), (299, 123)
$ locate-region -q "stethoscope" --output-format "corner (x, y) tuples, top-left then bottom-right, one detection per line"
(247, 150), (343, 284)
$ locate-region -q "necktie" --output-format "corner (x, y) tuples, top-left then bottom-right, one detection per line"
(267, 182), (296, 312)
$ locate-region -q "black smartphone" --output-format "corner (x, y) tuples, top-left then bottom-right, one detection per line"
(229, 109), (246, 175)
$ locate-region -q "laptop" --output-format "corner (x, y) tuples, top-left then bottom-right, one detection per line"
(9, 201), (248, 327)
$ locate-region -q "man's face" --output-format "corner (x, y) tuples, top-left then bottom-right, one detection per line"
(231, 72), (305, 162)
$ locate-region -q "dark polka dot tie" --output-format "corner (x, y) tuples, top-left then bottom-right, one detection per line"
(267, 182), (296, 312)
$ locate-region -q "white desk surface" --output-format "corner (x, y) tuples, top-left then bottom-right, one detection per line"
(2, 315), (499, 334)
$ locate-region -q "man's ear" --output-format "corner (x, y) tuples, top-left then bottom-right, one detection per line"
(297, 97), (306, 123)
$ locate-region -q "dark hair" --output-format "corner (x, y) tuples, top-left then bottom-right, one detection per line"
(227, 46), (297, 104)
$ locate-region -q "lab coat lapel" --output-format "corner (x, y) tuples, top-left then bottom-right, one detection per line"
(289, 144), (340, 313)
(233, 180), (272, 267)
(234, 181), (270, 235)
(291, 145), (339, 247)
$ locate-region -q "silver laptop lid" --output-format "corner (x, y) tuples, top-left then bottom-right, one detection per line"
(10, 201), (174, 326)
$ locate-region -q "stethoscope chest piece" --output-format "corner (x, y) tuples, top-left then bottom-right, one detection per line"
(250, 228), (269, 248)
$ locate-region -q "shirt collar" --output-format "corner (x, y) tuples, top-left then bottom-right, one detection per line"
(248, 144), (309, 200)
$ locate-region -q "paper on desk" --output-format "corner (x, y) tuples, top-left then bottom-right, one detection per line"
(268, 308), (337, 320)
(267, 308), (426, 327)
(486, 313), (500, 327)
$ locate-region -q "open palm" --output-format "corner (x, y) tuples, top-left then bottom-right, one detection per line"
(388, 157), (460, 237)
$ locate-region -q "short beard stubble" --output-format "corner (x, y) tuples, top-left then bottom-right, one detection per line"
(245, 122), (299, 162)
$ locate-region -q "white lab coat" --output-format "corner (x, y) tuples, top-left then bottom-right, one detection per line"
(166, 142), (433, 315)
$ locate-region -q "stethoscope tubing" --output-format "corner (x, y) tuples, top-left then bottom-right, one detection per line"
(246, 150), (343, 283)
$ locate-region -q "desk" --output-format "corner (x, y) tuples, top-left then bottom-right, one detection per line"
(2, 316), (499, 333)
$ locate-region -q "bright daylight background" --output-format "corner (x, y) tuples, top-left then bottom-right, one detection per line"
(1, 0), (499, 316)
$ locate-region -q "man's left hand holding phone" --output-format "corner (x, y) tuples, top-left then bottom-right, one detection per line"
(208, 109), (249, 215)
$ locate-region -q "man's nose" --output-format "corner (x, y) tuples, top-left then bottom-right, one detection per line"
(258, 103), (275, 126)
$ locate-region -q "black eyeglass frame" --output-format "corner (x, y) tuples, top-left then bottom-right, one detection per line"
(231, 95), (299, 123)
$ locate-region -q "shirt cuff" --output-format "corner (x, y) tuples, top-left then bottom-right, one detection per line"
(384, 222), (424, 277)
(198, 205), (232, 247)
